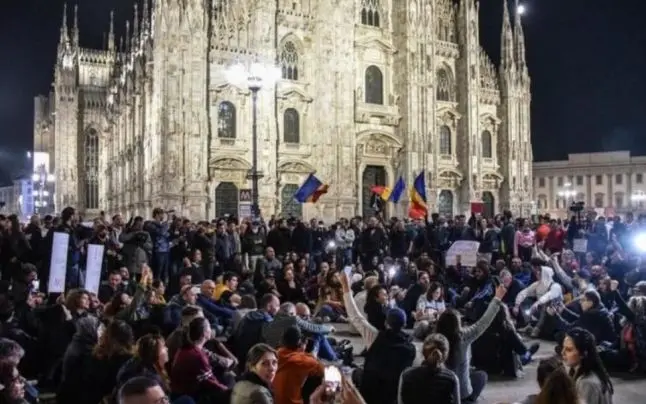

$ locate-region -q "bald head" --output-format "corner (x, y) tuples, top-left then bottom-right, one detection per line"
(295, 303), (310, 318)
(201, 280), (216, 296)
(278, 302), (296, 316)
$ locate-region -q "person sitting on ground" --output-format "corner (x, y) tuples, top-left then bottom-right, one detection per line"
(518, 356), (563, 404)
(340, 269), (416, 404)
(272, 326), (324, 404)
(398, 333), (460, 403)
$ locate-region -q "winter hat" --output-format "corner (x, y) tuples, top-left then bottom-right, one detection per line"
(386, 307), (407, 331)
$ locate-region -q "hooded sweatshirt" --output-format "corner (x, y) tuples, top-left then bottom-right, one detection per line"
(515, 266), (563, 307)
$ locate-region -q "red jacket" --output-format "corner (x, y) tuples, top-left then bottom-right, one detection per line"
(544, 229), (565, 253)
(171, 346), (227, 396)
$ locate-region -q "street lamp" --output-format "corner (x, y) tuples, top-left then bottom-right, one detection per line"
(632, 191), (646, 209)
(224, 62), (281, 219)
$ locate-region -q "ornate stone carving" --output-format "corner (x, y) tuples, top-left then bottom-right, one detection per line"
(279, 161), (311, 173)
(365, 139), (388, 155)
(211, 158), (249, 171)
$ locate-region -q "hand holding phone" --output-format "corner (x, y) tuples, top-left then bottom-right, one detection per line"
(323, 366), (342, 402)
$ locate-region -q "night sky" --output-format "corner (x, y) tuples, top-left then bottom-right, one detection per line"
(1, 0), (645, 184)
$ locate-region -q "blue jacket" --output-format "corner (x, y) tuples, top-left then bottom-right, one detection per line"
(197, 294), (235, 320)
(145, 220), (170, 253)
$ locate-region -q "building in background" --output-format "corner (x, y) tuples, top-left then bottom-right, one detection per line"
(33, 1), (533, 220)
(14, 178), (35, 220)
(533, 151), (646, 217)
(0, 185), (14, 214)
(30, 152), (56, 215)
(0, 178), (34, 220)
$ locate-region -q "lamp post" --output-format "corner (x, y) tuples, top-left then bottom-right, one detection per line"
(558, 182), (576, 214)
(631, 191), (646, 210)
(225, 62), (280, 219)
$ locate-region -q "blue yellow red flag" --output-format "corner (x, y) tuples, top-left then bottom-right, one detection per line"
(408, 172), (428, 219)
(293, 173), (329, 203)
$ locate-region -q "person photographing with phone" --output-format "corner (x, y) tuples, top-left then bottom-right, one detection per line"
(339, 269), (416, 404)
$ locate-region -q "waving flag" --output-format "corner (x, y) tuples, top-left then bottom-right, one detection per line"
(408, 172), (428, 219)
(370, 176), (406, 204)
(293, 173), (329, 203)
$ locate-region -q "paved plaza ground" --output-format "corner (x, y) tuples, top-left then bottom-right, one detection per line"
(335, 324), (645, 403)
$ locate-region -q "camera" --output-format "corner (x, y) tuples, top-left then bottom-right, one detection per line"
(569, 201), (585, 213)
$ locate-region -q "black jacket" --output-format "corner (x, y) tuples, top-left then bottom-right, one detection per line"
(556, 307), (615, 345)
(361, 329), (416, 404)
(399, 365), (460, 404)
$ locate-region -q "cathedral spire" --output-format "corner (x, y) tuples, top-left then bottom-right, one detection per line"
(142, 0), (149, 36)
(514, 0), (528, 74)
(72, 4), (79, 48)
(500, 0), (515, 72)
(108, 10), (115, 52)
(59, 3), (69, 47)
(125, 20), (131, 54)
(133, 3), (139, 49)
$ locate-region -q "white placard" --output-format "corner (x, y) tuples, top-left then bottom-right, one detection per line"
(84, 244), (105, 294)
(573, 238), (588, 253)
(48, 232), (70, 293)
(446, 240), (481, 267)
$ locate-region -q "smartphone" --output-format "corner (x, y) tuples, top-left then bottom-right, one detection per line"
(31, 280), (40, 292)
(324, 366), (342, 399)
(492, 276), (502, 287)
(343, 266), (352, 278)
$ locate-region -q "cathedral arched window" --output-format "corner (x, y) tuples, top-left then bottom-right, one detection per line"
(481, 130), (493, 158)
(84, 128), (99, 210)
(439, 126), (452, 155)
(217, 101), (236, 139)
(280, 41), (299, 81)
(364, 65), (383, 105)
(283, 108), (300, 143)
(360, 0), (380, 27)
(436, 68), (453, 101)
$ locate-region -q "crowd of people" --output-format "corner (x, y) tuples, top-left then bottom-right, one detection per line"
(0, 205), (643, 404)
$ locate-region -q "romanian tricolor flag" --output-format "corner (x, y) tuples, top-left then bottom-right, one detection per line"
(293, 173), (329, 203)
(408, 172), (428, 219)
(370, 176), (406, 203)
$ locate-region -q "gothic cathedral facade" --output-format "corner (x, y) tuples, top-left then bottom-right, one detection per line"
(33, 0), (533, 221)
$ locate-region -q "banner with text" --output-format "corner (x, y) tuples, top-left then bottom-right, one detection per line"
(446, 240), (481, 267)
(48, 232), (69, 293)
(84, 244), (105, 294)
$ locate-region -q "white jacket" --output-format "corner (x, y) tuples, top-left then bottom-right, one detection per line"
(515, 266), (563, 307)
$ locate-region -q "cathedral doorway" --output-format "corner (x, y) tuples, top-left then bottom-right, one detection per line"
(483, 191), (495, 218)
(438, 190), (454, 218)
(362, 165), (387, 218)
(215, 182), (238, 217)
(281, 184), (303, 219)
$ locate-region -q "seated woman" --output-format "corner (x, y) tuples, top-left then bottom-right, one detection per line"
(561, 327), (614, 404)
(230, 343), (278, 404)
(548, 290), (615, 347)
(87, 320), (135, 403)
(436, 283), (507, 403)
(398, 333), (460, 403)
(364, 284), (388, 331)
(170, 317), (229, 402)
(276, 267), (307, 304)
(413, 282), (446, 340)
(116, 333), (170, 394)
(315, 271), (347, 322)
